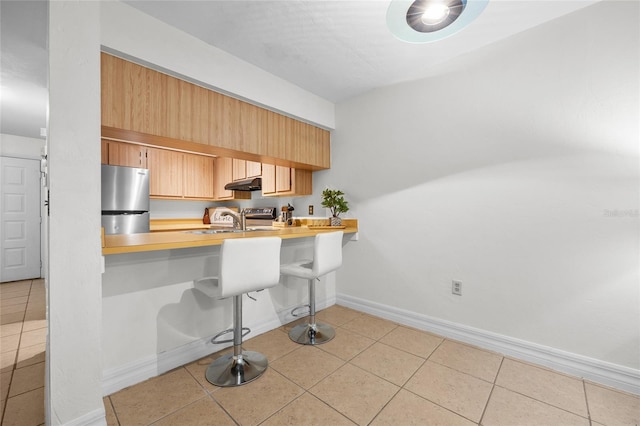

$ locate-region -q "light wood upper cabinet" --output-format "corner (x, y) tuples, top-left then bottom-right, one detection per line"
(102, 140), (147, 168)
(276, 166), (291, 193)
(101, 140), (109, 165)
(213, 157), (251, 201)
(183, 154), (214, 199)
(209, 92), (241, 151)
(214, 157), (235, 200)
(245, 161), (262, 178)
(261, 164), (276, 194)
(239, 102), (260, 154)
(165, 78), (210, 144)
(101, 52), (330, 170)
(232, 159), (262, 181)
(147, 147), (183, 198)
(101, 55), (152, 135)
(232, 159), (246, 181)
(261, 164), (312, 197)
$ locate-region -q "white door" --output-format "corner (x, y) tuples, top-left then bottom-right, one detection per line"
(0, 156), (41, 282)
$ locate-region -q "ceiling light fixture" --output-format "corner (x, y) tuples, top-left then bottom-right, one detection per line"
(387, 0), (489, 43)
(407, 0), (464, 32)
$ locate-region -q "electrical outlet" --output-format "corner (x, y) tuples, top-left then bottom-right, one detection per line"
(308, 205), (314, 215)
(452, 280), (462, 296)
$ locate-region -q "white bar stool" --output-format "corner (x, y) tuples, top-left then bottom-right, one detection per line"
(195, 237), (282, 387)
(280, 231), (343, 345)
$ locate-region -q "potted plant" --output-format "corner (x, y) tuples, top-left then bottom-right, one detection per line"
(321, 188), (349, 226)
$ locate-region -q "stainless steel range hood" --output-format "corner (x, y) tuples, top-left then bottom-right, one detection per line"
(224, 177), (262, 191)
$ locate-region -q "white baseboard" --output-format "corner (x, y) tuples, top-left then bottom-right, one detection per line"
(337, 293), (640, 395)
(102, 295), (335, 396)
(60, 407), (106, 426)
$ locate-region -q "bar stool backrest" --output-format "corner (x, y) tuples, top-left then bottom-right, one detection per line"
(219, 237), (282, 298)
(311, 231), (343, 277)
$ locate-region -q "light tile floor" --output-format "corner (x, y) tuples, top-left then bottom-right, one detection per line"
(0, 279), (46, 426)
(104, 305), (640, 426)
(1, 284), (638, 426)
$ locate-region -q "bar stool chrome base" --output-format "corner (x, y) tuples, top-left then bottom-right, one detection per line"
(205, 350), (268, 387)
(289, 322), (335, 345)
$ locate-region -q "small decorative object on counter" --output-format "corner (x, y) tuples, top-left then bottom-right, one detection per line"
(321, 188), (349, 226)
(203, 208), (211, 224)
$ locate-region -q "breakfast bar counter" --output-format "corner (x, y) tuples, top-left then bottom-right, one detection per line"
(102, 219), (358, 255)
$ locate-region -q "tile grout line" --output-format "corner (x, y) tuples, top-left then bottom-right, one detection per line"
(182, 360), (247, 425)
(583, 379), (593, 426)
(493, 359), (594, 422)
(371, 335), (483, 425)
(104, 396), (121, 426)
(477, 356), (505, 426)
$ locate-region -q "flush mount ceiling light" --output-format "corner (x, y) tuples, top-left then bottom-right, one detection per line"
(406, 0), (465, 32)
(387, 0), (489, 43)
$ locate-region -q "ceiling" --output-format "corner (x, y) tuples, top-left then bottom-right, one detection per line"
(124, 0), (599, 102)
(1, 0), (599, 140)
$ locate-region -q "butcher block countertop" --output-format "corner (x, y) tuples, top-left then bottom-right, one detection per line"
(150, 219), (214, 232)
(102, 219), (358, 255)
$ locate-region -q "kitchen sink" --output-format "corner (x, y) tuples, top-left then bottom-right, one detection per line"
(186, 228), (258, 234)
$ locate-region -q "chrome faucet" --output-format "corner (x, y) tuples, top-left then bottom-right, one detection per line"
(221, 209), (247, 230)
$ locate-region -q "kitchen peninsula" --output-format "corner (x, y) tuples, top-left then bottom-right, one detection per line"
(101, 221), (358, 395)
(102, 219), (358, 255)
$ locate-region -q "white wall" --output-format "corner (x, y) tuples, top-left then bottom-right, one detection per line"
(48, 2), (104, 425)
(100, 1), (335, 130)
(330, 0), (639, 374)
(0, 133), (45, 159)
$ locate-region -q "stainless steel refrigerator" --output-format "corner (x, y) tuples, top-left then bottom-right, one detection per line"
(101, 164), (150, 235)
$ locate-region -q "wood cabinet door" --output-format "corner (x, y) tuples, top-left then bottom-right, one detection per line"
(213, 158), (251, 201)
(239, 102), (260, 154)
(261, 164), (311, 197)
(261, 163), (276, 194)
(232, 159), (246, 181)
(231, 159), (262, 181)
(101, 140), (109, 165)
(246, 161), (262, 178)
(214, 157), (235, 200)
(183, 154), (214, 199)
(275, 166), (291, 193)
(101, 54), (147, 134)
(107, 141), (147, 168)
(261, 164), (292, 195)
(147, 147), (183, 197)
(291, 169), (312, 196)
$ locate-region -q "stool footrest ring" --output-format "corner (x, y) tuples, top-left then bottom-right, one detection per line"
(290, 304), (310, 318)
(211, 327), (251, 344)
